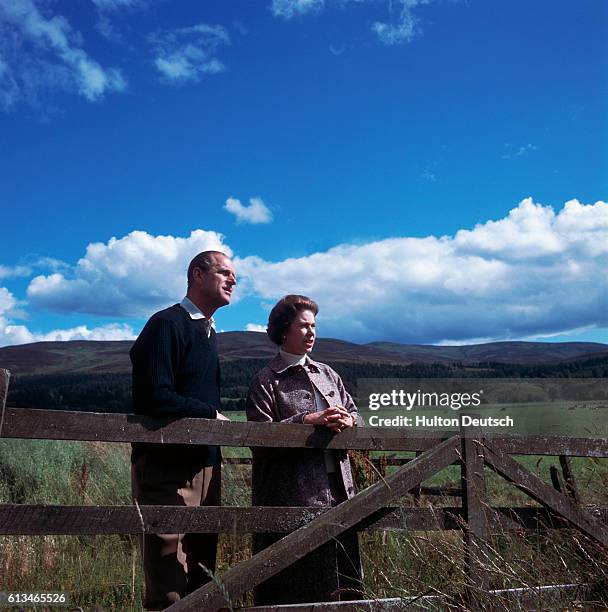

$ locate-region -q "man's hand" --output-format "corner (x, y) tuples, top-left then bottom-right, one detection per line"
(303, 406), (355, 432)
(216, 412), (231, 421)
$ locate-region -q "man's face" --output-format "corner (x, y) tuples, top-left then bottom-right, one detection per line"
(194, 254), (236, 309)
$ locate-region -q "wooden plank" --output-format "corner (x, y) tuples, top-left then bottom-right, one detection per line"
(484, 440), (608, 547)
(460, 425), (489, 593)
(2, 409), (607, 455)
(2, 504), (605, 535)
(0, 505), (326, 535)
(0, 368), (9, 437)
(486, 506), (608, 532)
(166, 436), (461, 611)
(225, 456), (441, 467)
(0, 504), (464, 535)
(0, 407), (450, 450)
(412, 451), (422, 503)
(491, 436), (608, 457)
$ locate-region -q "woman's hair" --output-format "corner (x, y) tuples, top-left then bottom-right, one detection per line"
(267, 294), (319, 346)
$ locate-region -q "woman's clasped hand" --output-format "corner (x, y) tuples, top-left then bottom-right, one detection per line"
(303, 406), (356, 431)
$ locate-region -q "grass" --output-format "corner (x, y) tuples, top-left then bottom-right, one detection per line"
(1, 435), (607, 609)
(0, 439), (140, 609)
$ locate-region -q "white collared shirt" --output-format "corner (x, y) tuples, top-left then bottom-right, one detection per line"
(180, 296), (215, 338)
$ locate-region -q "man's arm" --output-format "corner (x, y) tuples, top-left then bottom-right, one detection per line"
(131, 317), (218, 418)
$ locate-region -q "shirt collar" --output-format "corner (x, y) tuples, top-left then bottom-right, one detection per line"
(180, 296), (215, 329)
(279, 348), (307, 368)
(269, 350), (320, 374)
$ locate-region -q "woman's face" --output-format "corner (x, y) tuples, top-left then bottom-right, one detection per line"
(282, 309), (316, 355)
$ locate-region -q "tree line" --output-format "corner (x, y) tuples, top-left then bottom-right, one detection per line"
(6, 355), (607, 412)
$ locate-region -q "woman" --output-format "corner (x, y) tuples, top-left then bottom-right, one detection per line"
(246, 294), (363, 605)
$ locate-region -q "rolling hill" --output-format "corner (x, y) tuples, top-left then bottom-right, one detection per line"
(0, 333), (607, 376)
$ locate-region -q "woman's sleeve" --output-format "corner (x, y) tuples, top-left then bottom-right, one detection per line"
(334, 370), (365, 426)
(246, 375), (309, 425)
(246, 376), (275, 423)
(246, 374), (307, 459)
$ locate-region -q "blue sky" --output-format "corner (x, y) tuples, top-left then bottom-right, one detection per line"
(0, 0), (607, 346)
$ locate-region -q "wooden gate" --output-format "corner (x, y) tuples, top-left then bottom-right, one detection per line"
(1, 368), (607, 610)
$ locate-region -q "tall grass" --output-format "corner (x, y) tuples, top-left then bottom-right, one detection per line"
(0, 439), (141, 609)
(1, 439), (607, 609)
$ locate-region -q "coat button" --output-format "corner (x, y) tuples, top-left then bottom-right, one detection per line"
(328, 390), (335, 397)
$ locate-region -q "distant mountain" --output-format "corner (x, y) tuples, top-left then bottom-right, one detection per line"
(0, 340), (132, 376)
(1, 333), (607, 376)
(366, 340), (608, 365)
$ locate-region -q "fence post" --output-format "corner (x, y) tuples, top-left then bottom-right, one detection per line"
(412, 450), (422, 504)
(0, 369), (10, 437)
(559, 455), (580, 504)
(460, 421), (489, 604)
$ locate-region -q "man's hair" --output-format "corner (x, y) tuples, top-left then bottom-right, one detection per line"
(187, 251), (229, 288)
(267, 294), (319, 346)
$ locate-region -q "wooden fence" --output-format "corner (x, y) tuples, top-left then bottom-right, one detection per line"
(0, 368), (607, 610)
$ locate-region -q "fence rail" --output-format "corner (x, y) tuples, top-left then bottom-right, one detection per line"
(1, 503), (607, 536)
(1, 368), (607, 610)
(2, 405), (607, 455)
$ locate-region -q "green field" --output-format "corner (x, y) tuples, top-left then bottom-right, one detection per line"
(1, 430), (607, 609)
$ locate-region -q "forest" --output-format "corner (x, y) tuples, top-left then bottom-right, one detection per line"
(6, 354), (608, 412)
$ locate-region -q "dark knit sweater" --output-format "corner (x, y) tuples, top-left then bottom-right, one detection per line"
(130, 303), (221, 465)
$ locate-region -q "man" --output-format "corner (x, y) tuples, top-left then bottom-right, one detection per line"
(130, 250), (236, 610)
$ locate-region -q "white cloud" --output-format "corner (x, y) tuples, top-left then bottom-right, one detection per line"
(91, 0), (145, 43)
(27, 229), (233, 317)
(0, 264), (31, 279)
(16, 198), (608, 345)
(272, 0), (325, 20)
(454, 197), (608, 260)
(452, 197), (564, 260)
(95, 14), (121, 42)
(0, 54), (20, 110)
(0, 285), (135, 346)
(271, 0), (433, 46)
(0, 286), (17, 315)
(91, 0), (142, 10)
(30, 256), (71, 272)
(150, 23), (229, 83)
(224, 196), (273, 225)
(33, 323), (135, 342)
(235, 198), (608, 343)
(372, 0), (430, 46)
(502, 143), (537, 160)
(0, 257), (69, 281)
(246, 323), (267, 332)
(0, 0), (126, 109)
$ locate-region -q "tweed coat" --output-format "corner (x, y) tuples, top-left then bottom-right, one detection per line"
(246, 353), (362, 604)
(246, 352), (359, 507)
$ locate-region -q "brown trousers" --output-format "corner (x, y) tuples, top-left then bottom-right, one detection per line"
(132, 453), (221, 610)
